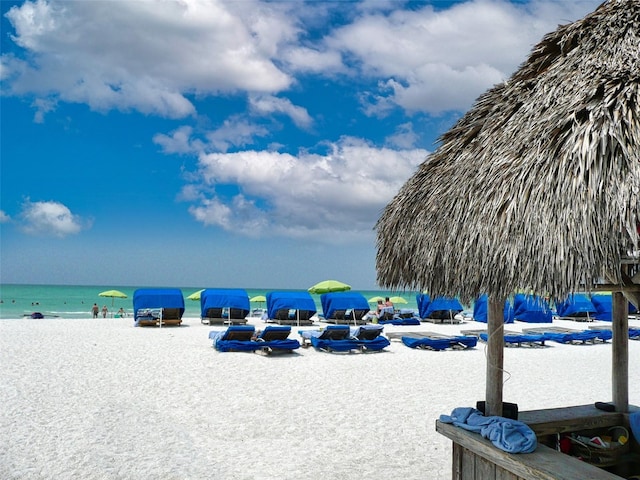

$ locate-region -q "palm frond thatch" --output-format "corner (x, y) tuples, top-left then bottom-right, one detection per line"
(376, 0), (640, 304)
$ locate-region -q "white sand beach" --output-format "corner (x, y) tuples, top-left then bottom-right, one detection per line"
(1, 316), (639, 480)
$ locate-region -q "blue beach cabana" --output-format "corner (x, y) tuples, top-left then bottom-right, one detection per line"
(266, 291), (316, 326)
(133, 288), (185, 327)
(472, 294), (514, 324)
(417, 293), (464, 323)
(511, 293), (553, 323)
(320, 291), (370, 325)
(200, 288), (250, 325)
(555, 293), (597, 320)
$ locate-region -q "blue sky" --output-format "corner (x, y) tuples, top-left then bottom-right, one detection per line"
(0, 0), (600, 290)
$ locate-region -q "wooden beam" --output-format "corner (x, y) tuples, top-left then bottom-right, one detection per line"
(612, 290), (629, 412)
(590, 283), (640, 293)
(485, 296), (504, 417)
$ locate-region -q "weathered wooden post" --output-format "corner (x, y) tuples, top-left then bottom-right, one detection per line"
(486, 295), (505, 417)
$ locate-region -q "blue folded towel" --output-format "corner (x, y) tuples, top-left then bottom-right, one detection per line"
(440, 407), (537, 453)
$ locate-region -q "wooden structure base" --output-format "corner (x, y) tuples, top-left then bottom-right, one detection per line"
(436, 404), (640, 480)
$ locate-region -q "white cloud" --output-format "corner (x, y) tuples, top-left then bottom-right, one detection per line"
(385, 122), (419, 149)
(19, 199), (89, 237)
(154, 117), (274, 154)
(3, 0), (294, 119)
(249, 94), (313, 129)
(183, 137), (427, 241)
(0, 210), (10, 223)
(326, 0), (600, 114)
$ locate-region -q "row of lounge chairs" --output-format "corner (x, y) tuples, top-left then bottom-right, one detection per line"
(208, 324), (391, 354)
(458, 326), (629, 347)
(207, 323), (639, 354)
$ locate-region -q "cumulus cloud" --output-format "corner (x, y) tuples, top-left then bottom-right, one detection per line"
(182, 137), (428, 241)
(2, 0), (599, 123)
(2, 0), (294, 119)
(249, 95), (313, 130)
(18, 199), (89, 237)
(0, 210), (10, 223)
(325, 0), (600, 114)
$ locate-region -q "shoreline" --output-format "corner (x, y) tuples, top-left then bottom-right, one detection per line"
(1, 316), (639, 479)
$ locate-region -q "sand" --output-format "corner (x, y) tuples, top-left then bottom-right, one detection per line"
(1, 316), (639, 480)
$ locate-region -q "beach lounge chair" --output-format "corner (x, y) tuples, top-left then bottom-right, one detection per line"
(555, 293), (597, 321)
(524, 326), (611, 344)
(472, 294), (515, 324)
(461, 329), (547, 348)
(133, 288), (185, 327)
(209, 325), (300, 353)
(376, 311), (421, 325)
(388, 331), (477, 350)
(200, 289), (250, 325)
(266, 291), (316, 326)
(254, 326), (301, 354)
(417, 294), (464, 324)
(321, 291), (370, 325)
(349, 324), (390, 351)
(298, 325), (359, 352)
(512, 294), (553, 323)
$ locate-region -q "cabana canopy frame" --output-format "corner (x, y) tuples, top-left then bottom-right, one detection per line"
(376, 0), (640, 421)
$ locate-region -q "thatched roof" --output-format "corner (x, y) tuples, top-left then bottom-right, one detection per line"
(376, 0), (640, 304)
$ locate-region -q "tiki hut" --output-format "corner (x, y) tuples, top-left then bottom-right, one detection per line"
(376, 1), (640, 478)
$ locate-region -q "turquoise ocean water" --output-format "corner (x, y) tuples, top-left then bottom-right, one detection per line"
(0, 284), (421, 319)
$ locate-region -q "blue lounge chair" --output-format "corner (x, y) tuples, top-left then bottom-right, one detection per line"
(133, 288), (185, 326)
(321, 292), (370, 325)
(417, 293), (464, 323)
(466, 330), (547, 347)
(209, 325), (300, 353)
(524, 326), (612, 344)
(200, 288), (250, 325)
(400, 332), (477, 350)
(349, 324), (390, 351)
(298, 325), (359, 352)
(377, 308), (421, 325)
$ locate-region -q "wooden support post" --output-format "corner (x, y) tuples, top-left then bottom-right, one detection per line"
(612, 290), (629, 413)
(485, 296), (504, 417)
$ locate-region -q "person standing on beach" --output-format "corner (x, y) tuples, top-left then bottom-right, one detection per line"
(92, 303), (99, 318)
(101, 305), (108, 318)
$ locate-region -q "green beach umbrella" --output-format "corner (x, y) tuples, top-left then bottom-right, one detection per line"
(389, 296), (408, 305)
(308, 280), (351, 295)
(187, 289), (204, 301)
(98, 289), (128, 308)
(368, 296), (385, 303)
(250, 295), (267, 303)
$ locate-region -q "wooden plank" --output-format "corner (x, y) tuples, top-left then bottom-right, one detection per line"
(496, 468), (520, 480)
(476, 454), (496, 478)
(452, 442), (463, 480)
(518, 405), (625, 436)
(612, 290), (629, 412)
(460, 446), (476, 480)
(436, 420), (624, 479)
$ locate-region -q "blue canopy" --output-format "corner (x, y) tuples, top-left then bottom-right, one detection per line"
(472, 294), (514, 323)
(512, 294), (553, 323)
(417, 293), (463, 319)
(590, 294), (613, 321)
(133, 288), (185, 320)
(555, 293), (596, 318)
(200, 288), (250, 317)
(267, 291), (317, 319)
(320, 291), (369, 319)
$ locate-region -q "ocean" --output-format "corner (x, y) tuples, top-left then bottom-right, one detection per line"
(0, 284), (421, 320)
